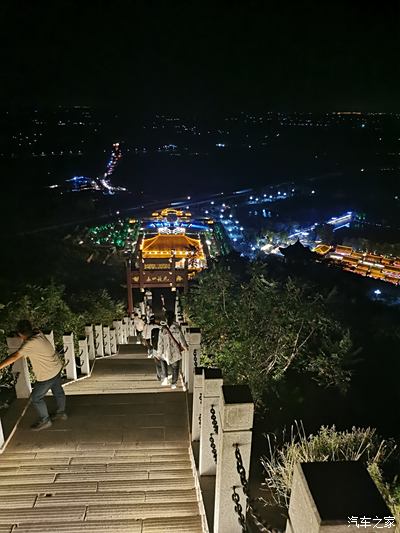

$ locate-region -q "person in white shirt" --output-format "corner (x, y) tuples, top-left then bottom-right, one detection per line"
(156, 311), (188, 389)
(133, 313), (145, 339)
(0, 320), (66, 431)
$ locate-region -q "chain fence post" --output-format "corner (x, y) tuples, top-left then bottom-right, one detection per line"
(78, 336), (90, 376)
(186, 327), (201, 394)
(110, 327), (117, 354)
(199, 367), (223, 476)
(112, 320), (123, 346)
(6, 335), (31, 398)
(63, 332), (77, 380)
(192, 366), (205, 442)
(94, 324), (104, 357)
(103, 325), (111, 356)
(84, 324), (96, 361)
(214, 384), (254, 533)
(180, 321), (188, 383)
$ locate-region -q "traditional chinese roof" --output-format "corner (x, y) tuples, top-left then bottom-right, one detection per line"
(141, 234), (205, 259)
(279, 239), (318, 262)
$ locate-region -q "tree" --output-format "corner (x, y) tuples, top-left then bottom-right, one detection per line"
(186, 261), (353, 402)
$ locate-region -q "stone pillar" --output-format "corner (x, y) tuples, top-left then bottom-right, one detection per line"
(94, 324), (104, 357)
(110, 328), (117, 354)
(180, 322), (188, 383)
(62, 332), (77, 380)
(186, 327), (201, 393)
(122, 317), (130, 343)
(85, 325), (95, 361)
(214, 385), (254, 533)
(78, 336), (90, 376)
(199, 367), (223, 476)
(103, 326), (111, 356)
(43, 330), (55, 349)
(113, 320), (123, 345)
(285, 461), (397, 533)
(6, 336), (31, 398)
(121, 321), (128, 344)
(192, 367), (204, 442)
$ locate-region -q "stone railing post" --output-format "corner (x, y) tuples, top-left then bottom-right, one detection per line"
(78, 336), (90, 376)
(113, 320), (123, 345)
(214, 384), (254, 533)
(62, 332), (77, 380)
(6, 336), (31, 398)
(199, 368), (223, 476)
(180, 322), (188, 383)
(285, 461), (397, 533)
(192, 367), (204, 441)
(110, 328), (117, 354)
(43, 330), (55, 349)
(94, 324), (104, 356)
(122, 317), (130, 343)
(103, 326), (111, 356)
(85, 325), (96, 361)
(186, 327), (201, 393)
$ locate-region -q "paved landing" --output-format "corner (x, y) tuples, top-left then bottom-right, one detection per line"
(0, 344), (205, 532)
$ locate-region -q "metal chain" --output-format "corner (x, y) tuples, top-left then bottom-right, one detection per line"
(209, 404), (218, 463)
(234, 444), (282, 533)
(210, 404), (218, 435)
(193, 348), (198, 368)
(232, 486), (246, 532)
(209, 433), (217, 463)
(198, 393), (202, 426)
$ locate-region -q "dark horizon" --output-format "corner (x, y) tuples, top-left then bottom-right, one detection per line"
(1, 1), (399, 113)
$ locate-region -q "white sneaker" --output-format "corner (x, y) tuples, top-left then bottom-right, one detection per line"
(171, 384), (177, 390)
(161, 378), (169, 386)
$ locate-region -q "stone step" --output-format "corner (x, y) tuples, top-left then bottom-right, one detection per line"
(0, 494), (37, 508)
(0, 453), (190, 466)
(55, 468), (193, 482)
(0, 474), (56, 485)
(0, 502), (200, 525)
(0, 461), (191, 475)
(71, 453), (190, 464)
(3, 442), (189, 456)
(99, 478), (195, 492)
(85, 501), (200, 520)
(0, 482), (98, 495)
(142, 515), (204, 532)
(0, 506), (86, 524)
(33, 488), (198, 507)
(0, 520), (142, 532)
(9, 516), (204, 533)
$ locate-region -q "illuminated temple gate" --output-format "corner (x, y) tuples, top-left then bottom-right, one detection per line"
(127, 208), (209, 310)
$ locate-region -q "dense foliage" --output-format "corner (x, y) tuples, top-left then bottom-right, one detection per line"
(0, 283), (125, 387)
(186, 261), (353, 402)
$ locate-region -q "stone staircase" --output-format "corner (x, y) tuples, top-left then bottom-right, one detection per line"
(0, 343), (207, 532)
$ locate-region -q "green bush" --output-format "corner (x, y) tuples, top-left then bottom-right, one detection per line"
(261, 422), (399, 523)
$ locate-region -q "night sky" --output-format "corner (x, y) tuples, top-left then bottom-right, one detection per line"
(1, 0), (399, 112)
